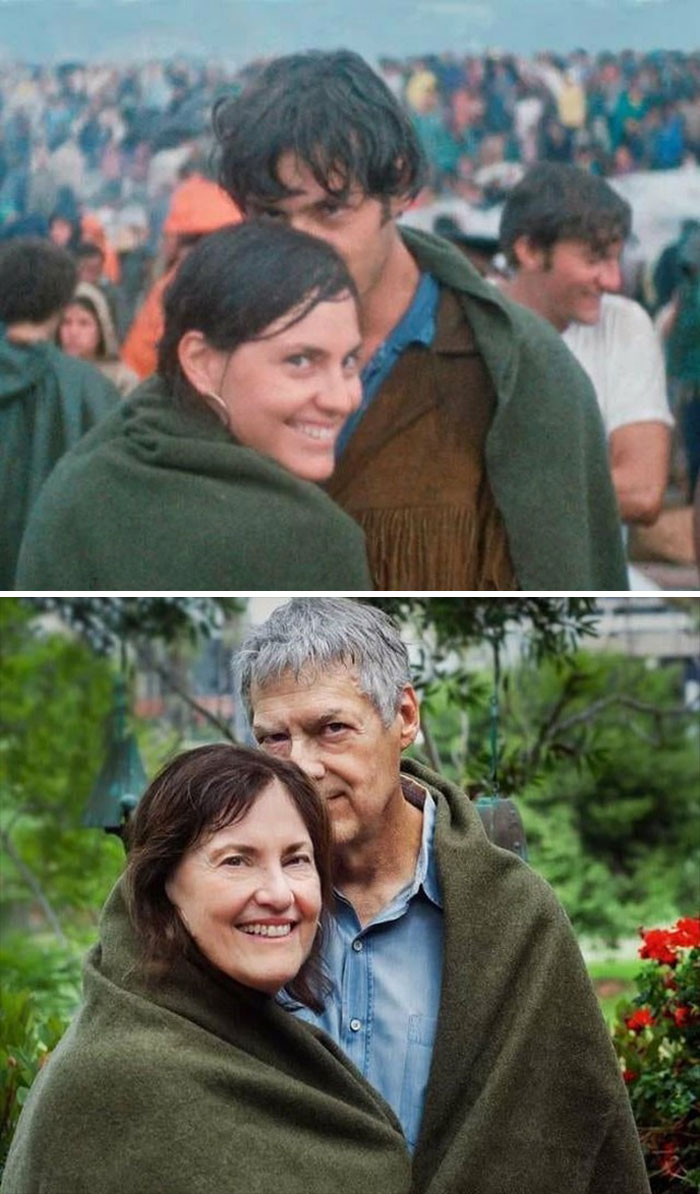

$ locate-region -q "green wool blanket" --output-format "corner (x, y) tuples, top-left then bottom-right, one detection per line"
(1, 881), (410, 1194)
(406, 758), (650, 1194)
(15, 375), (372, 591)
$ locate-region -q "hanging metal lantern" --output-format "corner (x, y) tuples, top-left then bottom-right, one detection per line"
(473, 636), (528, 861)
(474, 793), (528, 861)
(83, 674), (146, 842)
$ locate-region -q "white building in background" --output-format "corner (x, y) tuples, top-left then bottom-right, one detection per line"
(591, 597), (699, 663)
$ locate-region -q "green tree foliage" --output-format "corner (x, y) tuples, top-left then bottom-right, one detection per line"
(418, 650), (699, 939)
(20, 596), (244, 655)
(367, 597), (599, 661)
(0, 600), (123, 933)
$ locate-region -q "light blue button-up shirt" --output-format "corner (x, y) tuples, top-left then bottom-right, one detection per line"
(293, 786), (444, 1152)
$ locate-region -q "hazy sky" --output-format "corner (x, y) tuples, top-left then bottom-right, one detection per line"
(0, 0), (697, 64)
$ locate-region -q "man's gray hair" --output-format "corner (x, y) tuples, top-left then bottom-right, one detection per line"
(235, 598), (411, 726)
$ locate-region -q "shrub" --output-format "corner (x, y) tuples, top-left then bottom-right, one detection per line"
(612, 918), (700, 1191)
(0, 934), (82, 1172)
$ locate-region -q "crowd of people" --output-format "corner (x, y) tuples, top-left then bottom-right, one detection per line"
(1, 48), (699, 228)
(387, 48), (700, 197)
(0, 46), (699, 590)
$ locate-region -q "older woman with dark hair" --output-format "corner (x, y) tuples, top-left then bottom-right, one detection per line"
(16, 221), (371, 590)
(1, 745), (410, 1194)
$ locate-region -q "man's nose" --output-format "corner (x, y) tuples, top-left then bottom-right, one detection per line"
(288, 738), (326, 781)
(598, 257), (622, 292)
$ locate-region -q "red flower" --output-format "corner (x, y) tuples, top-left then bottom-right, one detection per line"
(622, 1069), (638, 1084)
(626, 1008), (655, 1032)
(659, 1140), (681, 1177)
(639, 928), (678, 965)
(673, 917), (700, 948)
(673, 1005), (692, 1027)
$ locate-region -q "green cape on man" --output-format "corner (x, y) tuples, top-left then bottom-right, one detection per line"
(406, 758), (649, 1194)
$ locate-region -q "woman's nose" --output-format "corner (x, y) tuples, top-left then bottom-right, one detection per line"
(318, 369), (362, 416)
(255, 866), (294, 908)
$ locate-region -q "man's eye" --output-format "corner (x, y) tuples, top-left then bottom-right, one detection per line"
(318, 201), (344, 219)
(251, 207), (287, 223)
(323, 722), (347, 735)
(343, 351), (361, 374)
(259, 733), (289, 750)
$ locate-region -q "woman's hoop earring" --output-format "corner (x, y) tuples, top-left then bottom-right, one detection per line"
(204, 389), (231, 431)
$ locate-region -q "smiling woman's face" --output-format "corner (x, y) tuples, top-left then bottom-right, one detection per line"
(212, 293), (362, 482)
(165, 778), (322, 995)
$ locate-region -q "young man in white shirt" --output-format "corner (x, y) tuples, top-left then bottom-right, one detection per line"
(500, 163), (672, 527)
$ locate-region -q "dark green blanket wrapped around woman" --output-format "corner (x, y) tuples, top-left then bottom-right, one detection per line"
(15, 376), (372, 591)
(1, 880), (410, 1194)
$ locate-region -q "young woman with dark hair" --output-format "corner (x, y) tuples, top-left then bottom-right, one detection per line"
(58, 282), (139, 396)
(16, 221), (371, 590)
(2, 745), (410, 1194)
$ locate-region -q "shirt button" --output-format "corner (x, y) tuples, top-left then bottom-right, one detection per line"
(350, 1018), (362, 1032)
(352, 939), (363, 952)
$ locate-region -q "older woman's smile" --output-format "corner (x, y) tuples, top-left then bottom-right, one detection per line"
(166, 778), (322, 993)
(237, 919), (297, 937)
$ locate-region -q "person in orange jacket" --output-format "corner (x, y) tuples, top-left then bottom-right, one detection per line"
(122, 173), (241, 379)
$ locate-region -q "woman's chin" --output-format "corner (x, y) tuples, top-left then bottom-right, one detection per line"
(274, 449), (336, 484)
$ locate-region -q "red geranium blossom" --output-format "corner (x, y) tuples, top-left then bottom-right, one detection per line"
(639, 917), (700, 964)
(626, 1008), (655, 1032)
(673, 1005), (691, 1027)
(639, 928), (679, 965)
(673, 917), (700, 948)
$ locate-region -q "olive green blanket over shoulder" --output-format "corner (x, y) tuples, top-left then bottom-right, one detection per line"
(15, 375), (372, 591)
(0, 333), (119, 589)
(400, 228), (628, 591)
(1, 881), (410, 1194)
(406, 758), (650, 1194)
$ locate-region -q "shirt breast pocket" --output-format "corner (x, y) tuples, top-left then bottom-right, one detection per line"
(400, 1014), (438, 1150)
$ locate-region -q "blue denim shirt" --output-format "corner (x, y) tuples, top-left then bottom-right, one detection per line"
(335, 271), (440, 458)
(293, 786), (444, 1152)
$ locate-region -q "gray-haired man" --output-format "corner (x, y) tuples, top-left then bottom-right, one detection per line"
(235, 598), (649, 1194)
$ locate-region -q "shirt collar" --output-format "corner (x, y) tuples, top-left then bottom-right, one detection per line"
(400, 774), (443, 910)
(384, 270), (440, 354)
